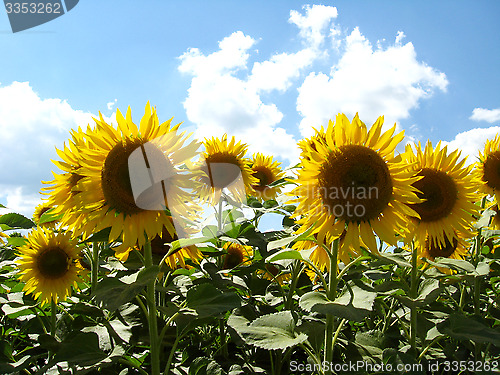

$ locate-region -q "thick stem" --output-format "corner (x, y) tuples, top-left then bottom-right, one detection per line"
(144, 241), (160, 375)
(91, 242), (99, 292)
(410, 242), (418, 354)
(324, 238), (339, 374)
(50, 299), (57, 338)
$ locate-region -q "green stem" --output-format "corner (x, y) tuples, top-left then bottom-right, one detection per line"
(285, 262), (305, 310)
(50, 300), (57, 338)
(118, 358), (150, 375)
(410, 242), (418, 354)
(164, 334), (182, 375)
(91, 242), (99, 292)
(144, 241), (160, 375)
(300, 343), (325, 375)
(324, 238), (339, 375)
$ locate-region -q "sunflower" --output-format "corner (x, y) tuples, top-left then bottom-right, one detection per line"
(16, 227), (83, 305)
(33, 202), (58, 227)
(221, 242), (253, 270)
(68, 103), (200, 260)
(147, 219), (202, 269)
(290, 113), (421, 259)
(197, 135), (257, 204)
(248, 153), (285, 201)
(476, 134), (500, 201)
(43, 125), (96, 232)
(257, 262), (290, 285)
(404, 141), (479, 248)
(297, 126), (327, 161)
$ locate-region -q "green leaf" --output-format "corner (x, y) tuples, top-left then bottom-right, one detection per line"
(53, 332), (107, 366)
(81, 227), (112, 243)
(93, 266), (160, 311)
(438, 313), (500, 347)
(474, 208), (496, 229)
(425, 257), (476, 273)
(185, 283), (240, 317)
(0, 213), (35, 230)
(189, 357), (224, 375)
(7, 236), (27, 247)
(228, 311), (307, 350)
(38, 209), (63, 225)
(299, 283), (376, 322)
(168, 236), (214, 255)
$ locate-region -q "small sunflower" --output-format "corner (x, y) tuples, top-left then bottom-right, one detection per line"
(257, 262), (290, 285)
(404, 141), (479, 248)
(197, 135), (257, 204)
(148, 220), (202, 269)
(221, 242), (253, 270)
(16, 227), (83, 305)
(297, 126), (327, 161)
(248, 153), (285, 201)
(290, 114), (421, 260)
(476, 134), (500, 201)
(33, 202), (58, 227)
(69, 103), (200, 260)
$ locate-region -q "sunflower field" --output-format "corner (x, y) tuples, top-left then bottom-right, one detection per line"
(1, 104), (500, 375)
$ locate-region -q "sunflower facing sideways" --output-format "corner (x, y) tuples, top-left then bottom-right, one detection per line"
(403, 141), (479, 249)
(221, 241), (253, 270)
(16, 227), (84, 305)
(33, 202), (58, 227)
(197, 135), (257, 205)
(476, 134), (500, 201)
(248, 153), (285, 201)
(290, 113), (421, 259)
(55, 103), (200, 260)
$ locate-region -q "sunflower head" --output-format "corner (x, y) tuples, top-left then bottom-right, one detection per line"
(290, 113), (421, 256)
(16, 227), (84, 305)
(477, 134), (500, 201)
(58, 103), (199, 258)
(248, 153), (285, 201)
(33, 202), (58, 227)
(222, 242), (253, 269)
(404, 141), (479, 248)
(257, 262), (290, 285)
(197, 135), (257, 204)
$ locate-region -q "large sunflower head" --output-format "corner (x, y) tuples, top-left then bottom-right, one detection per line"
(197, 135), (257, 204)
(476, 134), (500, 201)
(290, 113), (421, 260)
(404, 141), (480, 248)
(221, 242), (253, 270)
(248, 153), (285, 201)
(66, 103), (200, 259)
(16, 227), (84, 305)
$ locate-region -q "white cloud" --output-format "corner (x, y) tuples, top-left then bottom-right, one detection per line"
(0, 81), (108, 217)
(107, 98), (118, 111)
(297, 27), (449, 136)
(178, 6), (339, 164)
(289, 4), (339, 49)
(470, 107), (500, 123)
(442, 125), (500, 165)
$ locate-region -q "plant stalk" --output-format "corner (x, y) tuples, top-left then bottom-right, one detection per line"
(324, 238), (339, 374)
(410, 242), (418, 354)
(91, 241), (99, 292)
(144, 241), (160, 375)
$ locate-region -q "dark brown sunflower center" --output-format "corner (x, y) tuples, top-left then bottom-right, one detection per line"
(318, 145), (393, 222)
(410, 168), (457, 222)
(426, 235), (458, 259)
(223, 245), (245, 269)
(482, 151), (500, 191)
(37, 246), (70, 279)
(252, 168), (274, 191)
(101, 139), (169, 214)
(151, 227), (179, 255)
(202, 153), (242, 189)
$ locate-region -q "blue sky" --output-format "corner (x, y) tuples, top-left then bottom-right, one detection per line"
(1, 1), (499, 217)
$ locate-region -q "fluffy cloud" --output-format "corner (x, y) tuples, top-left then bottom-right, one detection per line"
(441, 125), (500, 165)
(178, 6), (339, 164)
(0, 81), (106, 216)
(297, 28), (449, 136)
(470, 107), (500, 123)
